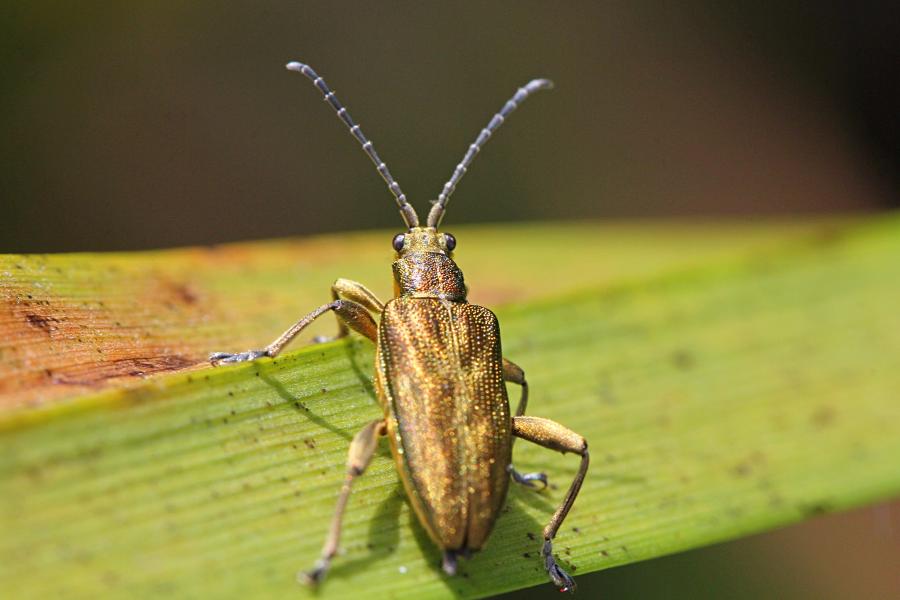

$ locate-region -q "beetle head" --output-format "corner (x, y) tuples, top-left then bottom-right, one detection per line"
(391, 227), (467, 301)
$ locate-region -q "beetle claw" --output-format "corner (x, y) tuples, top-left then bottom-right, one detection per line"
(542, 539), (577, 593)
(208, 349), (268, 365)
(508, 465), (549, 490)
(298, 559), (329, 587)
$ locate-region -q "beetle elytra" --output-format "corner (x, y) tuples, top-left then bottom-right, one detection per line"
(209, 61), (589, 593)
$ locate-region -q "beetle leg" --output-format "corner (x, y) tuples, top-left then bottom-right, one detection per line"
(502, 358), (528, 416)
(209, 298), (378, 364)
(511, 416), (589, 593)
(507, 463), (548, 489)
(314, 279), (386, 343)
(300, 418), (387, 586)
(503, 359), (548, 489)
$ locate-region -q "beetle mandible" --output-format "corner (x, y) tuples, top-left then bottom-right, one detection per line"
(209, 61), (590, 593)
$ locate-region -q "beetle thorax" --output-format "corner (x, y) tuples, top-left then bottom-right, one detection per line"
(392, 228), (467, 301)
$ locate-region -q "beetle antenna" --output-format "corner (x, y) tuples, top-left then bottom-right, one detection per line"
(427, 78), (553, 228)
(286, 61), (420, 228)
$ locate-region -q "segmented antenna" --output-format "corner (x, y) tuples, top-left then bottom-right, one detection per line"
(286, 61), (420, 228)
(427, 78), (554, 228)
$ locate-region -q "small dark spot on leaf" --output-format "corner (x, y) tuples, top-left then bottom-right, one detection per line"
(600, 550), (609, 557)
(670, 349), (695, 370)
(732, 461), (752, 478)
(526, 532), (536, 541)
(522, 552), (531, 558)
(25, 313), (58, 333)
(572, 527), (580, 533)
(304, 438), (317, 450)
(811, 405), (836, 429)
(801, 502), (833, 518)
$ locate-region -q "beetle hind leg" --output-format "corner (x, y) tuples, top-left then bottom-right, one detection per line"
(299, 419), (387, 587)
(512, 415), (589, 593)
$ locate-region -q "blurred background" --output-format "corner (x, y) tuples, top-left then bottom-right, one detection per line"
(1, 2), (897, 252)
(2, 1), (898, 598)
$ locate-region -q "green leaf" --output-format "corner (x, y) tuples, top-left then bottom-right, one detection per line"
(1, 217), (899, 598)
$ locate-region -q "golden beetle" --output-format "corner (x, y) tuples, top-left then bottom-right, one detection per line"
(210, 61), (589, 593)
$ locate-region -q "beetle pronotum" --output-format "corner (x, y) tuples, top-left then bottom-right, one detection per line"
(210, 61), (589, 593)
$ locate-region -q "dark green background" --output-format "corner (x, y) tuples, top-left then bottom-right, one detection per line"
(2, 2), (896, 253)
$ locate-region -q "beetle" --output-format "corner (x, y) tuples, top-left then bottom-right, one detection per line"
(209, 61), (589, 593)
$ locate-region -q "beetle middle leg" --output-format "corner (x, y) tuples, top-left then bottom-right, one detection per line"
(503, 358), (548, 490)
(301, 418), (387, 585)
(512, 415), (589, 593)
(209, 295), (378, 364)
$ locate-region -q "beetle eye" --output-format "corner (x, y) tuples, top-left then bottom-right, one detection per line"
(392, 233), (405, 252)
(444, 233), (456, 252)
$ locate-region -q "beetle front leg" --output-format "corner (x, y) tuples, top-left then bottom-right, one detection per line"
(301, 418), (387, 586)
(503, 359), (547, 489)
(209, 298), (378, 365)
(314, 279), (386, 343)
(512, 415), (589, 593)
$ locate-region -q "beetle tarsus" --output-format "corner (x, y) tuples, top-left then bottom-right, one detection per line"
(508, 464), (548, 490)
(208, 349), (269, 365)
(542, 539), (576, 593)
(441, 550), (458, 576)
(298, 559), (329, 587)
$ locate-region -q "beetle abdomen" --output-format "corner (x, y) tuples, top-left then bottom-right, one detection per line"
(376, 297), (512, 551)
